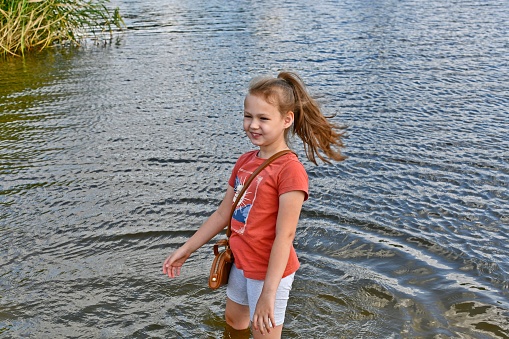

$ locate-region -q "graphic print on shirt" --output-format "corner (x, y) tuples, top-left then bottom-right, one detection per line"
(232, 173), (263, 235)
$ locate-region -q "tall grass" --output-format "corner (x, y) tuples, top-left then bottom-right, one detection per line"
(0, 0), (124, 57)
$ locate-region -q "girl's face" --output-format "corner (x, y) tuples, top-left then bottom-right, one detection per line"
(243, 94), (293, 151)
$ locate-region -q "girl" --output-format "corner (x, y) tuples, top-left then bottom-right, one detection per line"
(163, 71), (345, 338)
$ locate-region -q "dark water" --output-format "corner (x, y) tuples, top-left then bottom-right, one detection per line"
(1, 0), (508, 337)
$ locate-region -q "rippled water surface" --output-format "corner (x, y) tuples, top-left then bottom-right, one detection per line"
(1, 0), (508, 338)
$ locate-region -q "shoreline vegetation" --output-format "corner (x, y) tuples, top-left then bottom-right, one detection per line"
(1, 0), (124, 57)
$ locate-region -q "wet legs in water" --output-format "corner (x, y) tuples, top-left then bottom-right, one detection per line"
(223, 323), (250, 339)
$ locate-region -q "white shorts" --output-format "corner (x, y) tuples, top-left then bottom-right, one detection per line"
(226, 263), (295, 327)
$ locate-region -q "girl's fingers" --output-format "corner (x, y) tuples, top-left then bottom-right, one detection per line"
(172, 266), (180, 277)
(253, 316), (260, 332)
(257, 319), (265, 335)
(268, 316), (275, 333)
(162, 256), (173, 274)
(162, 261), (176, 278)
(168, 266), (176, 278)
(254, 317), (272, 335)
(165, 266), (181, 278)
(264, 317), (273, 334)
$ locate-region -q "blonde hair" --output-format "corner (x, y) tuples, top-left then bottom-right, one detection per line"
(248, 71), (346, 164)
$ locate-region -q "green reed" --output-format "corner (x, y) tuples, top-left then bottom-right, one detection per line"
(0, 0), (124, 57)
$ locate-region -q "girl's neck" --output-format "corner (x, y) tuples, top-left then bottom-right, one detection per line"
(257, 145), (290, 159)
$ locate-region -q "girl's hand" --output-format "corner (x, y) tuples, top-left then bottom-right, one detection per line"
(252, 292), (276, 335)
(162, 247), (190, 278)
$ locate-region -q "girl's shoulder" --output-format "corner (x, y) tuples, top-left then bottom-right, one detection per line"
(230, 150), (258, 174)
(277, 153), (307, 175)
(237, 150), (258, 161)
(234, 150), (258, 167)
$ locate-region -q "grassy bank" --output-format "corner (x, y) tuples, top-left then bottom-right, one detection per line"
(0, 0), (124, 57)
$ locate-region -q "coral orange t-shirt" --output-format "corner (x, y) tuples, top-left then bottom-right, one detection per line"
(227, 150), (309, 280)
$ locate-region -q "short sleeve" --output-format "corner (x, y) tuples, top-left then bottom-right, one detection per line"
(278, 158), (309, 201)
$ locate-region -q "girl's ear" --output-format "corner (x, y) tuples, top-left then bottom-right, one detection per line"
(284, 111), (294, 128)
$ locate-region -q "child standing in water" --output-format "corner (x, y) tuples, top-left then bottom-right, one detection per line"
(163, 71), (345, 338)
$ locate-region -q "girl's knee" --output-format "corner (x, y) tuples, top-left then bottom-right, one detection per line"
(225, 298), (251, 330)
(225, 310), (250, 330)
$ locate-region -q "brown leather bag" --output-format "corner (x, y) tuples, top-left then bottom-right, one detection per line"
(208, 239), (233, 289)
(208, 150), (293, 289)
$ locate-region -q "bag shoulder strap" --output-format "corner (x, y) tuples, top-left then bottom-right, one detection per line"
(226, 149), (293, 237)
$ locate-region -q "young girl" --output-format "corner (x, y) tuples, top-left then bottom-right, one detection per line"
(162, 71), (345, 338)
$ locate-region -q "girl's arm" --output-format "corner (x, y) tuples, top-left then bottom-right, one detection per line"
(252, 190), (305, 334)
(162, 185), (235, 278)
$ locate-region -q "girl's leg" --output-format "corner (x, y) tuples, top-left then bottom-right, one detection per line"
(247, 273), (295, 339)
(225, 265), (250, 330)
(223, 315), (251, 339)
(225, 297), (250, 330)
(252, 324), (283, 339)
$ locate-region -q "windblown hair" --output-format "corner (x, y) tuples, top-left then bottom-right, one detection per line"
(248, 71), (347, 165)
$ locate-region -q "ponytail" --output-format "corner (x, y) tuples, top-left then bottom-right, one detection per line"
(248, 71), (346, 165)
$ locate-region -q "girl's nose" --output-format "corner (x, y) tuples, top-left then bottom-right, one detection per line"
(249, 119), (259, 129)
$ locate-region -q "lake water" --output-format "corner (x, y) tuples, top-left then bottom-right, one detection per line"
(1, 0), (508, 338)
